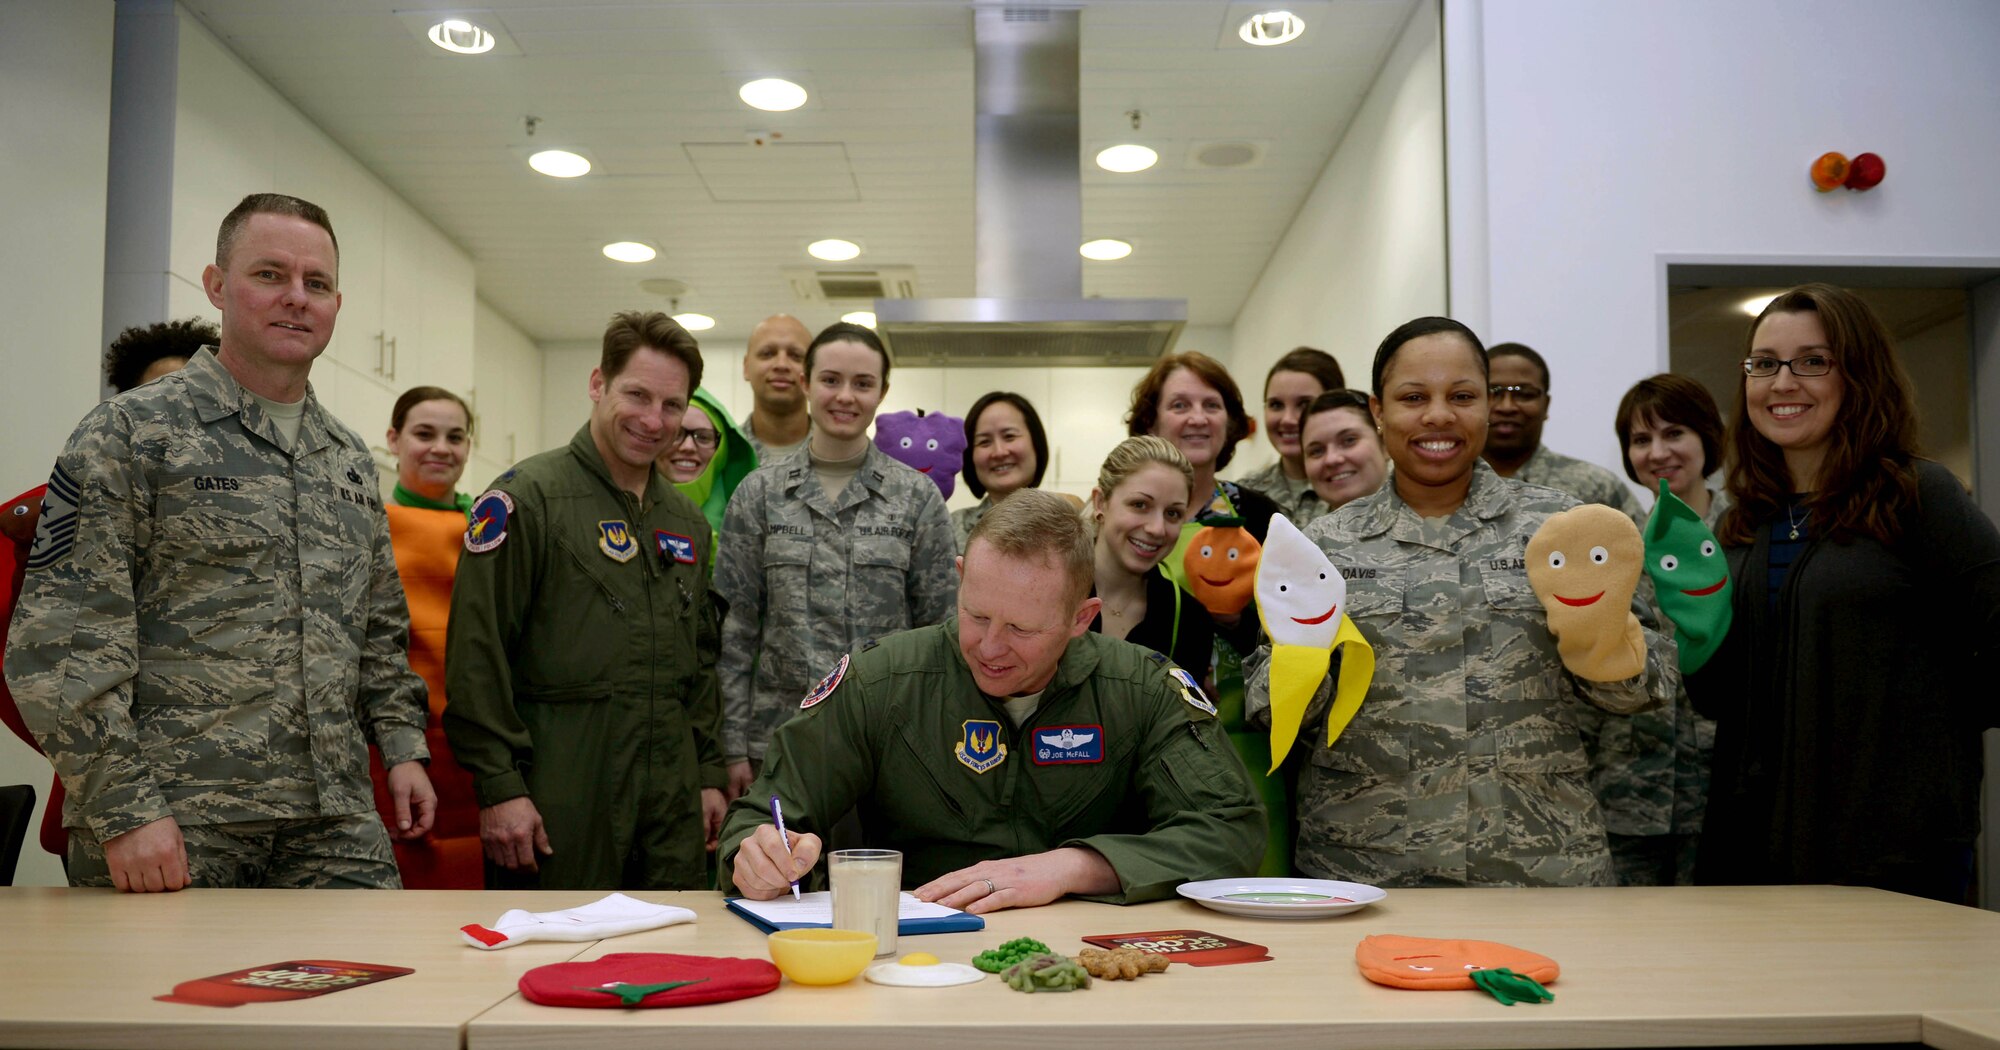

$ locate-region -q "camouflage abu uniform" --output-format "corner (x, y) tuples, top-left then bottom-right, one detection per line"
(5, 348), (427, 888)
(1512, 446), (1644, 523)
(949, 497), (993, 554)
(1238, 460), (1329, 526)
(714, 443), (957, 765)
(1247, 461), (1677, 887)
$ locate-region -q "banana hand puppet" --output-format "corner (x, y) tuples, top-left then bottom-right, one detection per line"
(1256, 513), (1374, 772)
(1642, 479), (1732, 673)
(1524, 504), (1646, 682)
(1184, 516), (1261, 616)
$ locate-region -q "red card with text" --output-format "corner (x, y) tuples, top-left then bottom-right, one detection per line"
(157, 960), (415, 1007)
(1082, 929), (1271, 966)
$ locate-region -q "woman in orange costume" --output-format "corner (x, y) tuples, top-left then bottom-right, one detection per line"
(370, 386), (482, 887)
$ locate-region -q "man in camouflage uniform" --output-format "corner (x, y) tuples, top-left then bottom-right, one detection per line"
(722, 491), (1264, 910)
(1249, 461), (1677, 886)
(445, 311), (726, 890)
(1481, 342), (1645, 522)
(6, 194), (433, 892)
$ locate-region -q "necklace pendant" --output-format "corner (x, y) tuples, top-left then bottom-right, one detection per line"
(1789, 527), (1799, 540)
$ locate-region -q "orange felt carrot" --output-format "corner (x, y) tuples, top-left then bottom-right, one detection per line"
(1355, 934), (1557, 1005)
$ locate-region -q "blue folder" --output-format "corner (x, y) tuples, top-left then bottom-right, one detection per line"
(723, 896), (985, 936)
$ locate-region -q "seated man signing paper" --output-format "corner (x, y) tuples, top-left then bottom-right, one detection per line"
(718, 490), (1264, 913)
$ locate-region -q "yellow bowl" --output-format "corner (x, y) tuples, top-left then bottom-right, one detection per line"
(767, 928), (879, 986)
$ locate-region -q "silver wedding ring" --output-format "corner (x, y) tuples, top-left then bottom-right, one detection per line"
(981, 878), (996, 895)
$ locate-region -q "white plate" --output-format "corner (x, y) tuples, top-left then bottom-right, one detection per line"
(1176, 878), (1386, 918)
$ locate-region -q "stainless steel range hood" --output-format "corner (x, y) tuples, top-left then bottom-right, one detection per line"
(875, 6), (1185, 367)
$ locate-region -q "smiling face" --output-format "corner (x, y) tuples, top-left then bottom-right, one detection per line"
(957, 539), (1097, 697)
(658, 402), (719, 483)
(743, 315), (811, 412)
(1152, 367), (1229, 472)
(1525, 503), (1643, 611)
(875, 409), (967, 497)
(589, 346), (691, 478)
(387, 398), (471, 499)
(203, 212), (341, 377)
(1183, 521), (1262, 615)
(1625, 409), (1707, 506)
(1254, 512), (1345, 649)
(807, 339), (887, 443)
(1375, 334), (1489, 497)
(1302, 406), (1388, 511)
(971, 401), (1036, 499)
(1746, 309), (1843, 488)
(1484, 354), (1549, 461)
(1094, 461), (1190, 576)
(1264, 369), (1325, 463)
(1641, 486), (1735, 673)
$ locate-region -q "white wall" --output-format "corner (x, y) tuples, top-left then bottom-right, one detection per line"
(465, 300), (545, 492)
(1452, 0), (2000, 480)
(1223, 0), (1447, 482)
(538, 324), (1233, 508)
(0, 0), (115, 887)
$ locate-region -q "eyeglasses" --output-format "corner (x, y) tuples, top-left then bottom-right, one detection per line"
(673, 428), (719, 450)
(1488, 384), (1545, 402)
(1742, 354), (1834, 378)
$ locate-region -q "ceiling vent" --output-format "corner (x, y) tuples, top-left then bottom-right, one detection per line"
(1190, 140), (1267, 169)
(786, 266), (919, 304)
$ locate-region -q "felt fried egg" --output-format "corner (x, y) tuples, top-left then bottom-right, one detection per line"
(864, 954), (985, 987)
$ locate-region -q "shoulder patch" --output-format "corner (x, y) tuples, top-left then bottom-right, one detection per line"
(598, 519), (637, 563)
(466, 490), (513, 553)
(24, 464), (80, 570)
(1169, 667), (1217, 716)
(800, 654), (849, 709)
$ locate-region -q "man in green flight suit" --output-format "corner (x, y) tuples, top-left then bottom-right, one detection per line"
(446, 311), (726, 890)
(720, 490), (1264, 912)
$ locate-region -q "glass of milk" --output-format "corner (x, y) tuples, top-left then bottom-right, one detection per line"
(829, 849), (902, 958)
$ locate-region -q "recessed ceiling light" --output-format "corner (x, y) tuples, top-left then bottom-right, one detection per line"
(673, 313), (716, 332)
(807, 238), (861, 262)
(602, 241), (656, 263)
(528, 149), (591, 178)
(1095, 144), (1158, 173)
(841, 311), (877, 328)
(1740, 293), (1780, 316)
(740, 78), (808, 112)
(428, 18), (497, 54)
(1239, 10), (1306, 47)
(1079, 239), (1132, 261)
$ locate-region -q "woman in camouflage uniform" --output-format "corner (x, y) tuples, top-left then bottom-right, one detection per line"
(1239, 347), (1346, 521)
(1249, 317), (1678, 887)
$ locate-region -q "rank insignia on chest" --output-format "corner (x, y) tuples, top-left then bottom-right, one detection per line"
(465, 490), (514, 554)
(955, 719), (1007, 774)
(800, 654), (849, 710)
(1170, 668), (1217, 716)
(1033, 724), (1104, 765)
(655, 529), (697, 565)
(599, 520), (637, 563)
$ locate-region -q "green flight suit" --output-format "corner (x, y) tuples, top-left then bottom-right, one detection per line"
(445, 425), (725, 890)
(717, 620), (1265, 902)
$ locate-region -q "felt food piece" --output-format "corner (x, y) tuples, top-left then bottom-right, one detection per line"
(1001, 954), (1092, 993)
(1642, 479), (1733, 674)
(1525, 504), (1647, 682)
(1844, 152), (1886, 190)
(1811, 151), (1850, 191)
(864, 958), (985, 987)
(1183, 517), (1261, 615)
(1355, 935), (1557, 1005)
(1077, 948), (1170, 980)
(518, 953), (779, 1008)
(972, 937), (1053, 973)
(1254, 513), (1376, 771)
(460, 893), (697, 950)
(874, 408), (968, 499)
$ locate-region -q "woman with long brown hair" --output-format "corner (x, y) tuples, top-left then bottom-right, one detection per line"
(1693, 284), (2000, 903)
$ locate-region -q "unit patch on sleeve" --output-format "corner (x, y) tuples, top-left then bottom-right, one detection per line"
(655, 530), (697, 565)
(598, 520), (637, 563)
(1032, 724), (1104, 765)
(465, 490), (514, 553)
(955, 719), (1007, 774)
(1170, 668), (1217, 716)
(25, 465), (79, 570)
(799, 654), (849, 709)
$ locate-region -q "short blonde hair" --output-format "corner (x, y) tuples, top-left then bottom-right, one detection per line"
(966, 489), (1094, 605)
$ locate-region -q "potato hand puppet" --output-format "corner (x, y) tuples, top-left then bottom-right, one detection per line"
(1255, 513), (1374, 772)
(1642, 479), (1733, 674)
(1525, 504), (1646, 682)
(874, 408), (967, 499)
(1184, 516), (1261, 616)
(1355, 935), (1557, 1006)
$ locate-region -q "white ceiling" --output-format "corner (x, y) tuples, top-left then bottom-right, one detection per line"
(181, 0), (1421, 343)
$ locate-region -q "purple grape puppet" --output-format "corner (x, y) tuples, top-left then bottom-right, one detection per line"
(874, 408), (967, 499)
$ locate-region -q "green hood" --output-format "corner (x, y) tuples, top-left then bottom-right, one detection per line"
(673, 387), (759, 535)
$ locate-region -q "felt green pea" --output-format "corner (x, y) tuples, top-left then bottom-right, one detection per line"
(1641, 479), (1733, 673)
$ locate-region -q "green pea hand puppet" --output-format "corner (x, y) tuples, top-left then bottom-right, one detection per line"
(1642, 479), (1732, 673)
(1525, 504), (1646, 682)
(1256, 513), (1374, 772)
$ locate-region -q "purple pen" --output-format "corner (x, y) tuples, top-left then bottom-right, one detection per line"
(769, 794), (802, 900)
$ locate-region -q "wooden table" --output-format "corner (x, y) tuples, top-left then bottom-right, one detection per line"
(3, 885), (1996, 1050)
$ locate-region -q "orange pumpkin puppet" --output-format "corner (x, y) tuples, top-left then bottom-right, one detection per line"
(1183, 517), (1262, 617)
(1355, 934), (1558, 1005)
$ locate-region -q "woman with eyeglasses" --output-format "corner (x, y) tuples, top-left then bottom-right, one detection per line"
(658, 387), (759, 545)
(1692, 284), (2000, 904)
(1247, 317), (1678, 887)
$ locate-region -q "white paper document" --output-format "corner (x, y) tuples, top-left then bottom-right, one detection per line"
(728, 890), (963, 926)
